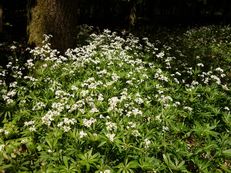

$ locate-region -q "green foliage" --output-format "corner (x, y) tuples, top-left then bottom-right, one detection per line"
(0, 26), (231, 172)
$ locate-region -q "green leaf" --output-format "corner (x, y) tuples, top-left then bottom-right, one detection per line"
(222, 149), (231, 158)
(63, 156), (69, 168)
(127, 160), (139, 169)
(98, 141), (107, 148)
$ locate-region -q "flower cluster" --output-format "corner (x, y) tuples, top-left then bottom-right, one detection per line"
(0, 26), (230, 172)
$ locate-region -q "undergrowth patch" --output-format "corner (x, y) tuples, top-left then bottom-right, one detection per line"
(0, 26), (231, 172)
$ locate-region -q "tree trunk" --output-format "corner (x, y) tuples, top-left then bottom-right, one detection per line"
(27, 0), (79, 53)
(0, 3), (3, 33)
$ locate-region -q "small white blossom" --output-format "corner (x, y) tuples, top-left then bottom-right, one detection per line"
(222, 85), (229, 91)
(48, 149), (53, 153)
(29, 126), (36, 132)
(144, 138), (151, 148)
(215, 67), (224, 73)
(210, 75), (221, 85)
(83, 118), (96, 128)
(63, 125), (71, 132)
(162, 126), (169, 131)
(156, 52), (165, 58)
(90, 107), (99, 113)
(184, 106), (193, 112)
(0, 144), (5, 152)
(79, 130), (87, 138)
(10, 45), (17, 50)
(106, 133), (115, 142)
(100, 170), (111, 173)
(106, 122), (117, 131)
(197, 63), (204, 67)
(132, 130), (141, 137)
(108, 97), (120, 111)
(71, 85), (78, 91)
(24, 121), (35, 126)
(4, 130), (9, 135)
(135, 97), (144, 104)
(224, 107), (230, 111)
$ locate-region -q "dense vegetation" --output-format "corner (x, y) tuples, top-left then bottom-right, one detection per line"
(0, 25), (230, 172)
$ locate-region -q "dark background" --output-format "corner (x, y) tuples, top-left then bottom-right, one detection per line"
(1, 0), (231, 41)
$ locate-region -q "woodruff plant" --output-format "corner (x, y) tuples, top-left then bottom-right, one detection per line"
(0, 26), (231, 172)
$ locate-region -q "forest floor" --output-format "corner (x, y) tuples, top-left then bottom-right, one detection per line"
(0, 25), (231, 172)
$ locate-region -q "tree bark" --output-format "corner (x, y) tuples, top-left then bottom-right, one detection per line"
(0, 3), (3, 33)
(27, 0), (79, 53)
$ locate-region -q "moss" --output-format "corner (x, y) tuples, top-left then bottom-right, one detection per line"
(27, 0), (47, 47)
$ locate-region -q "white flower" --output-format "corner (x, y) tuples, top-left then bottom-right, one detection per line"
(57, 122), (64, 127)
(42, 115), (51, 126)
(127, 122), (136, 128)
(98, 94), (104, 101)
(103, 29), (111, 34)
(173, 101), (181, 107)
(71, 85), (78, 91)
(210, 75), (221, 85)
(174, 78), (180, 84)
(222, 85), (229, 91)
(175, 72), (181, 76)
(48, 149), (53, 153)
(6, 98), (14, 104)
(126, 80), (133, 85)
(4, 130), (9, 135)
(184, 106), (193, 112)
(83, 118), (96, 128)
(135, 97), (144, 104)
(97, 69), (107, 76)
(156, 52), (165, 58)
(63, 125), (71, 132)
(215, 67), (224, 73)
(26, 59), (34, 68)
(224, 107), (230, 111)
(7, 90), (17, 97)
(63, 118), (76, 125)
(108, 97), (120, 111)
(32, 102), (46, 110)
(162, 126), (169, 131)
(111, 73), (120, 81)
(42, 63), (48, 68)
(90, 107), (99, 113)
(131, 108), (142, 116)
(144, 138), (151, 148)
(158, 95), (173, 104)
(204, 78), (209, 84)
(80, 90), (89, 97)
(10, 45), (17, 50)
(191, 80), (199, 86)
(0, 144), (5, 152)
(221, 74), (226, 78)
(106, 133), (115, 142)
(24, 121), (35, 126)
(29, 126), (36, 132)
(197, 63), (204, 67)
(79, 130), (87, 138)
(9, 81), (17, 88)
(41, 110), (60, 126)
(132, 130), (141, 137)
(106, 122), (117, 131)
(101, 170), (111, 173)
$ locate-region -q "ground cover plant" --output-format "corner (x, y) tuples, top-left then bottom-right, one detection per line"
(0, 25), (231, 172)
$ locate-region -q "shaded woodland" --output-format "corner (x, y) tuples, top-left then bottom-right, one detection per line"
(0, 1), (231, 173)
(0, 0), (231, 53)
